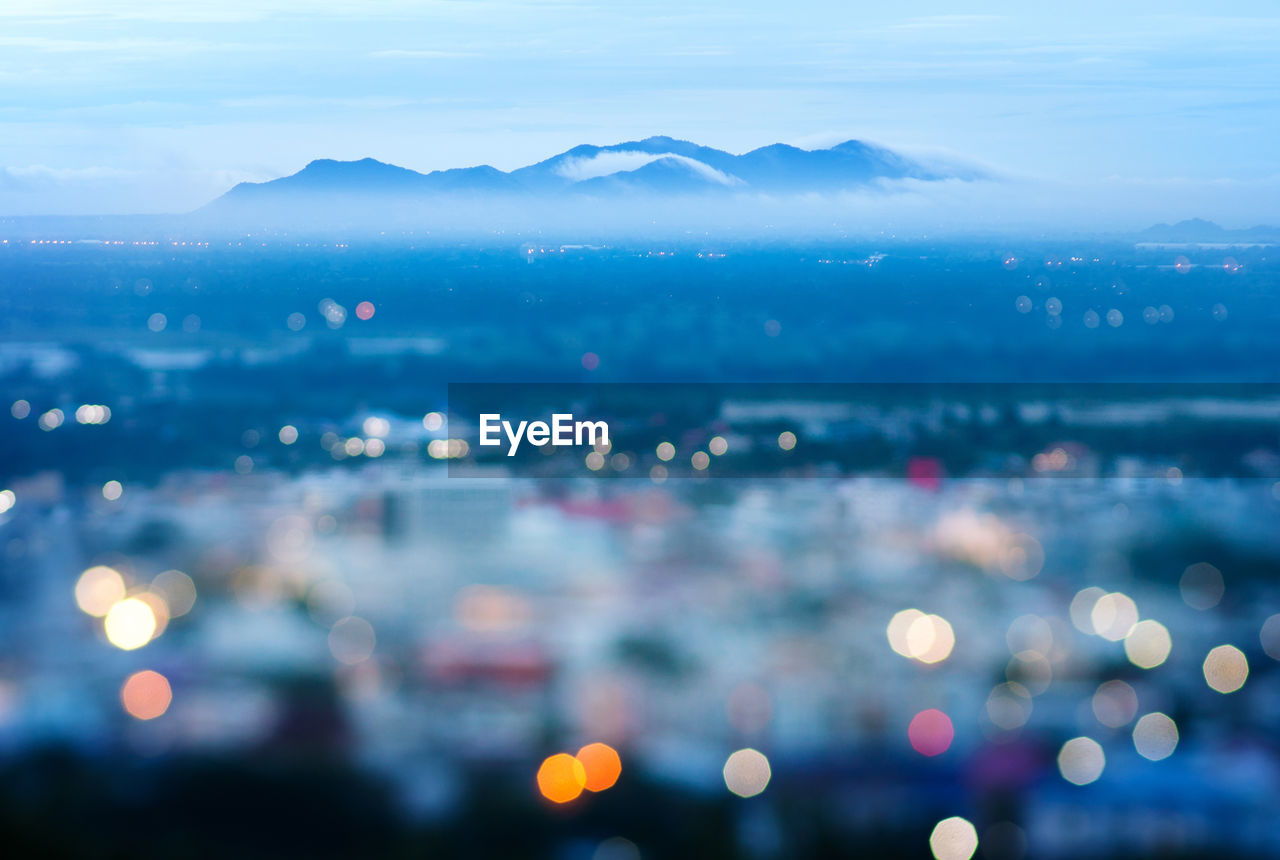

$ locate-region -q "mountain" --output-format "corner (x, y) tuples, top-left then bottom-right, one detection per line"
(217, 157), (522, 203)
(1137, 218), (1280, 243)
(207, 135), (965, 211)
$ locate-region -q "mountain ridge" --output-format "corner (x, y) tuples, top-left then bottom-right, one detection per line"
(211, 135), (967, 209)
(1137, 218), (1280, 243)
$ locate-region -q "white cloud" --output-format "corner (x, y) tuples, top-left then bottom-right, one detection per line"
(888, 14), (1006, 31)
(0, 165), (138, 190)
(556, 150), (742, 185)
(371, 49), (478, 59)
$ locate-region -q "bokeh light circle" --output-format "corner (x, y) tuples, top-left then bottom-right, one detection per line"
(121, 670), (172, 720)
(929, 816), (979, 860)
(1124, 619), (1172, 669)
(576, 743), (622, 792)
(1057, 737), (1105, 785)
(1203, 644), (1248, 693)
(908, 709), (955, 756)
(75, 565), (126, 617)
(104, 597), (158, 650)
(723, 748), (771, 797)
(1132, 712), (1179, 761)
(537, 753), (587, 804)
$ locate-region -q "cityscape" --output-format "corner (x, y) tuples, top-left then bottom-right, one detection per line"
(3, 237), (1280, 857)
(3, 2), (1279, 856)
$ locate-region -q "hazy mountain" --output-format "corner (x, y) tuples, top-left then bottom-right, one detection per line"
(218, 157), (522, 202)
(208, 136), (960, 210)
(1138, 218), (1280, 243)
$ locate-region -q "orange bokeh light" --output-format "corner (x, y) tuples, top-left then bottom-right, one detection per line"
(537, 753), (586, 804)
(120, 670), (172, 720)
(576, 742), (622, 792)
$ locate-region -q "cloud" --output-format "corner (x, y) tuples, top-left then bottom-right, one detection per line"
(0, 35), (224, 53)
(0, 165), (138, 191)
(556, 151), (742, 185)
(371, 49), (479, 59)
(0, 0), (561, 24)
(888, 14), (1006, 31)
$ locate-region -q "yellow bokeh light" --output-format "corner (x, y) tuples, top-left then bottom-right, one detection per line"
(929, 816), (979, 860)
(135, 591), (171, 638)
(1090, 592), (1138, 641)
(75, 565), (126, 617)
(1124, 619), (1172, 669)
(1203, 644), (1248, 693)
(777, 431), (797, 451)
(709, 436), (728, 456)
(102, 480), (123, 501)
(104, 597), (158, 650)
(908, 614), (955, 664)
(887, 608), (926, 657)
(656, 442), (675, 461)
(537, 753), (587, 804)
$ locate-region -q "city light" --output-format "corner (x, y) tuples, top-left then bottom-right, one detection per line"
(1132, 713), (1179, 761)
(537, 753), (587, 804)
(1124, 620), (1172, 669)
(929, 816), (978, 860)
(151, 570), (197, 617)
(1092, 680), (1138, 728)
(1090, 592), (1138, 641)
(1203, 645), (1248, 693)
(723, 748), (771, 797)
(104, 598), (158, 650)
(75, 566), (127, 617)
(576, 743), (622, 792)
(121, 670), (173, 720)
(1058, 737), (1105, 785)
(908, 709), (954, 756)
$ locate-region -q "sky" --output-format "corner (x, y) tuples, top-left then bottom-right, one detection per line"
(1, 0), (1278, 222)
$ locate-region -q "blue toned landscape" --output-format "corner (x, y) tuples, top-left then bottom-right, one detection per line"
(3, 2), (1280, 859)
